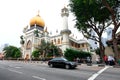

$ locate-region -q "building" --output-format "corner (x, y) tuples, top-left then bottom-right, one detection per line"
(0, 43), (9, 53)
(106, 31), (120, 58)
(20, 6), (90, 59)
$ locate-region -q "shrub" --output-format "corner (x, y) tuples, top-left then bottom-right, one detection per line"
(64, 48), (91, 61)
(32, 50), (40, 59)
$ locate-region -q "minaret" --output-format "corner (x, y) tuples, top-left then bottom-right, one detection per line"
(44, 27), (49, 43)
(60, 6), (71, 53)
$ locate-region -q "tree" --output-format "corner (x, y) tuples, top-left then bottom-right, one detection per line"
(49, 44), (62, 57)
(37, 40), (62, 58)
(3, 46), (21, 59)
(101, 0), (120, 63)
(34, 30), (39, 37)
(14, 50), (21, 58)
(95, 48), (101, 56)
(69, 0), (112, 61)
(37, 40), (49, 58)
(32, 50), (40, 59)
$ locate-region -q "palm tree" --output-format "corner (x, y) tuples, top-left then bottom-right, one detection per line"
(37, 40), (62, 59)
(37, 40), (50, 58)
(34, 30), (39, 37)
(49, 44), (62, 57)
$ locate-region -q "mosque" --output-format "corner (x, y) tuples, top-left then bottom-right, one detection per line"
(20, 6), (90, 59)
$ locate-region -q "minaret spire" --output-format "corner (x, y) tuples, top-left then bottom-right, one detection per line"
(61, 6), (69, 17)
(44, 27), (49, 43)
(60, 6), (71, 53)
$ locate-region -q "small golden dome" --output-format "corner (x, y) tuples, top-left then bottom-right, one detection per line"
(30, 14), (45, 27)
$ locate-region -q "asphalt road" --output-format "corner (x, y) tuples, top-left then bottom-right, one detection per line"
(0, 60), (120, 80)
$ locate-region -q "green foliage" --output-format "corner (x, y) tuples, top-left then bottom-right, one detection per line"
(3, 46), (21, 59)
(37, 40), (62, 58)
(70, 0), (111, 28)
(69, 0), (111, 42)
(48, 44), (62, 57)
(102, 0), (120, 62)
(37, 40), (49, 55)
(64, 48), (91, 61)
(69, 0), (118, 41)
(32, 50), (40, 59)
(15, 51), (21, 58)
(20, 35), (25, 44)
(34, 30), (39, 37)
(95, 48), (100, 56)
(69, 0), (116, 59)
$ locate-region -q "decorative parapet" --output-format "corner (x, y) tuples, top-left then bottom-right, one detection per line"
(60, 29), (71, 35)
(61, 6), (69, 17)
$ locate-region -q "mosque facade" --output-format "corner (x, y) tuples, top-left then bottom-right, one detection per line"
(20, 7), (90, 59)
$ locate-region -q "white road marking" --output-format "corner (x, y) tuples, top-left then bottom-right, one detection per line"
(32, 76), (46, 80)
(88, 66), (109, 80)
(8, 69), (23, 74)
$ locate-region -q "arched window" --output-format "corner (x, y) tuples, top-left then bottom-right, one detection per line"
(38, 39), (41, 45)
(26, 40), (32, 49)
(71, 41), (74, 46)
(54, 39), (56, 44)
(82, 44), (84, 47)
(78, 44), (80, 48)
(51, 40), (53, 44)
(58, 38), (60, 44)
(61, 37), (63, 44)
(61, 37), (63, 40)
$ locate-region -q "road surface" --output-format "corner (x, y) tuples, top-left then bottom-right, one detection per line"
(0, 60), (120, 80)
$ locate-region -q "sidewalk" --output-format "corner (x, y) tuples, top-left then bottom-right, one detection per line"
(78, 63), (115, 68)
(4, 60), (118, 68)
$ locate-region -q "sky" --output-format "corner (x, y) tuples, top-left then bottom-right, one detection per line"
(0, 0), (83, 47)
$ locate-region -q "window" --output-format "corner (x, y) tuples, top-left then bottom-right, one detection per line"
(78, 44), (80, 48)
(58, 38), (60, 44)
(51, 40), (53, 44)
(54, 39), (56, 43)
(26, 40), (32, 49)
(82, 44), (84, 47)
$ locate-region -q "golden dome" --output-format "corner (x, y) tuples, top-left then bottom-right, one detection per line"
(30, 14), (45, 27)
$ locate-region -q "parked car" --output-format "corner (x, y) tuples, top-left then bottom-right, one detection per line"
(48, 57), (77, 69)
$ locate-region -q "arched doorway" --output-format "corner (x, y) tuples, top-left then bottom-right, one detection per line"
(25, 54), (29, 60)
(25, 40), (32, 60)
